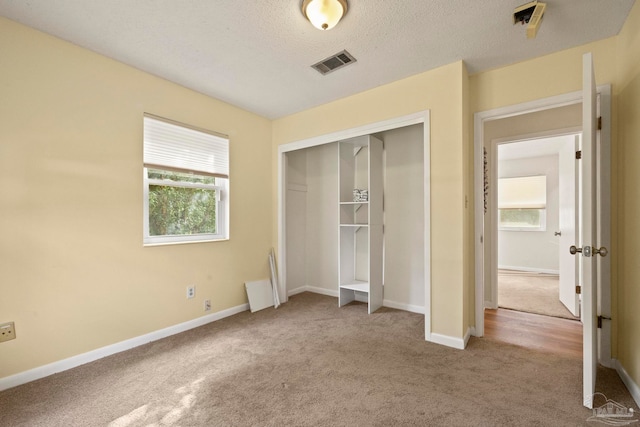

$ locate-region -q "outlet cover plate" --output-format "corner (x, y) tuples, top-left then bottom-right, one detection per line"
(0, 322), (16, 343)
(187, 286), (195, 299)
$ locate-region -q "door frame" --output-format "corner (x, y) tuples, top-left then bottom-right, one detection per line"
(473, 86), (612, 367)
(277, 111), (432, 339)
(488, 129), (582, 311)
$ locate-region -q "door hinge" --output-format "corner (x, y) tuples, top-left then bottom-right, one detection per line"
(575, 151), (582, 160)
(597, 315), (612, 328)
(575, 285), (581, 294)
(598, 116), (602, 131)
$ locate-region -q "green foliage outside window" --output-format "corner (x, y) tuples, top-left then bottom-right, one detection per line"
(499, 208), (542, 228)
(148, 169), (217, 236)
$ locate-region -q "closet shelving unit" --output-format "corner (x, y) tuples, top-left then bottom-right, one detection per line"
(338, 135), (383, 314)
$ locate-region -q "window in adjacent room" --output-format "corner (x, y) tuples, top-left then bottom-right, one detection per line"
(143, 114), (229, 245)
(498, 175), (546, 231)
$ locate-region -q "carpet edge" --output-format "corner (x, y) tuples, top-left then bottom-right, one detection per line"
(0, 303), (249, 392)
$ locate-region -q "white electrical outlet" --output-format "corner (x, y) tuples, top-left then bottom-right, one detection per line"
(0, 322), (16, 343)
(204, 300), (211, 311)
(187, 286), (195, 299)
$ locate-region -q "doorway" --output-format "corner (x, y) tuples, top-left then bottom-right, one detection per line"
(494, 134), (581, 321)
(473, 86), (612, 367)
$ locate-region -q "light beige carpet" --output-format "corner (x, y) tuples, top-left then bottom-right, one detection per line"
(498, 269), (579, 320)
(1, 292), (636, 426)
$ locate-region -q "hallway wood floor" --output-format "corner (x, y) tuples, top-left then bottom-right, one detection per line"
(484, 308), (582, 358)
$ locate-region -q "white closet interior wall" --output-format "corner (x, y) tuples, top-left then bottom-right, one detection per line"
(284, 123), (425, 312)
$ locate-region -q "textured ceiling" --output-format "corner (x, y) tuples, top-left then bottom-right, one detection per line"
(0, 0), (635, 119)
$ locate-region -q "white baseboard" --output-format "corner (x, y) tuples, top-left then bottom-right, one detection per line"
(613, 358), (640, 408)
(429, 332), (467, 350)
(485, 300), (498, 309)
(465, 327), (474, 346)
(498, 265), (560, 275)
(382, 299), (425, 314)
(304, 285), (339, 297)
(291, 286), (425, 314)
(287, 286), (309, 297)
(0, 303), (249, 392)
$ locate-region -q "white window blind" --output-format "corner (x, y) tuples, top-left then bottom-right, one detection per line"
(143, 115), (229, 178)
(498, 176), (546, 209)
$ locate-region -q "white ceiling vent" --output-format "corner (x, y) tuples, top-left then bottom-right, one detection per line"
(311, 50), (357, 75)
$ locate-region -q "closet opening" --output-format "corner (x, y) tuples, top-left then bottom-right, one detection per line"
(277, 112), (431, 336)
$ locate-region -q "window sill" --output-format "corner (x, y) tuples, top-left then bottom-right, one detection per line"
(143, 237), (229, 247)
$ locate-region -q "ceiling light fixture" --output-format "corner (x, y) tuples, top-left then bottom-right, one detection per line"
(302, 0), (348, 31)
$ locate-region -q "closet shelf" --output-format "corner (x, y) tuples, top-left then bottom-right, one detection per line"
(338, 135), (383, 314)
(339, 281), (369, 293)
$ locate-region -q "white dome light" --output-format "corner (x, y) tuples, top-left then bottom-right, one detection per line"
(302, 0), (348, 31)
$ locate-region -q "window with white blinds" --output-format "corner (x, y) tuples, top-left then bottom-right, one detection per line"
(143, 114), (229, 245)
(498, 175), (546, 209)
(498, 175), (547, 231)
(143, 115), (229, 178)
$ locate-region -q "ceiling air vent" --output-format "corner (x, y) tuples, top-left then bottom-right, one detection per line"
(311, 50), (357, 75)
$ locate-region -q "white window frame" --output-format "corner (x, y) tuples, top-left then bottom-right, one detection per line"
(143, 114), (229, 246)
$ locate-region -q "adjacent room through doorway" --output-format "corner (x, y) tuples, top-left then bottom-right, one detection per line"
(495, 135), (580, 321)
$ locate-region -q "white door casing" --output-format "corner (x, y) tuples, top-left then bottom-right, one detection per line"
(473, 96), (590, 337)
(474, 91), (610, 323)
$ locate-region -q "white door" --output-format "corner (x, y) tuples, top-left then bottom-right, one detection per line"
(580, 52), (598, 409)
(558, 136), (579, 316)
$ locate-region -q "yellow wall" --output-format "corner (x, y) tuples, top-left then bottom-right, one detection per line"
(615, 0), (640, 388)
(470, 37), (617, 113)
(273, 61), (469, 339)
(0, 17), (272, 378)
